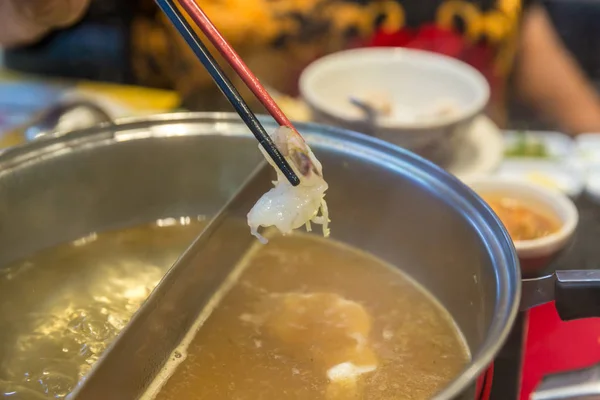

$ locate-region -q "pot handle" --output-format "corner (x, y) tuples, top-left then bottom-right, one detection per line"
(23, 99), (113, 141)
(555, 270), (600, 321)
(531, 362), (600, 400)
(521, 271), (600, 320)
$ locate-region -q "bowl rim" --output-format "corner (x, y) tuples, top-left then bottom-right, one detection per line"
(299, 47), (490, 131)
(465, 177), (579, 258)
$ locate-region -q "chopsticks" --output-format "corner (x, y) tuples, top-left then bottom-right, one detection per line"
(156, 0), (301, 187)
(175, 0), (301, 138)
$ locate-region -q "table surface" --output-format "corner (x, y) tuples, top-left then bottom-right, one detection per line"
(561, 196), (600, 270)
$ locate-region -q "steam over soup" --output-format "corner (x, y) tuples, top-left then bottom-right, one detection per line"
(148, 234), (470, 400)
(483, 195), (561, 241)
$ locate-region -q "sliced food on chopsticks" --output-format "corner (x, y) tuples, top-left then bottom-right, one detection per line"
(248, 126), (330, 243)
(162, 0), (330, 243)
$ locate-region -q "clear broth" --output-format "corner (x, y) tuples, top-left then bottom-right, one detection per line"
(0, 218), (206, 399)
(153, 234), (470, 400)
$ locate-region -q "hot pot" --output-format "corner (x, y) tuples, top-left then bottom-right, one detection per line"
(0, 111), (596, 399)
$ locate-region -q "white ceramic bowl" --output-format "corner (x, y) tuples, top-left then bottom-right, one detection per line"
(466, 177), (578, 274)
(299, 48), (490, 151)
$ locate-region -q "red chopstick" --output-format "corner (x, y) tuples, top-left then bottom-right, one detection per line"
(176, 0), (304, 141)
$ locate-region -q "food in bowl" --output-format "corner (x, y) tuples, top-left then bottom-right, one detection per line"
(350, 91), (393, 117)
(483, 195), (561, 241)
(387, 99), (460, 124)
(504, 131), (550, 159)
(150, 233), (469, 400)
(350, 93), (460, 124)
(467, 177), (578, 275)
(248, 126), (330, 243)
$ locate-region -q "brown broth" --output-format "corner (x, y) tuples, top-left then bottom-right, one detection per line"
(153, 234), (470, 400)
(483, 196), (561, 241)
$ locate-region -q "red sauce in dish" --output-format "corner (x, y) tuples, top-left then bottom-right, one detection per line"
(484, 196), (561, 241)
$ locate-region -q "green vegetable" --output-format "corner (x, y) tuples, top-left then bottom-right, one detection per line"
(504, 131), (549, 158)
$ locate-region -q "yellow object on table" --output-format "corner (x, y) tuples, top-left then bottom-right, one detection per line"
(75, 81), (180, 114)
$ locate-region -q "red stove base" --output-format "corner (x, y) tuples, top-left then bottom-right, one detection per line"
(477, 365), (494, 400)
(520, 302), (600, 399)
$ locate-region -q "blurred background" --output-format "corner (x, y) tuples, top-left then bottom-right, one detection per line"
(510, 0), (600, 129)
(544, 0), (600, 90)
(1, 0), (600, 132)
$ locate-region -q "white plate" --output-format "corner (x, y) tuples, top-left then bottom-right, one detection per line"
(574, 133), (600, 165)
(447, 116), (504, 182)
(495, 159), (584, 198)
(586, 165), (600, 201)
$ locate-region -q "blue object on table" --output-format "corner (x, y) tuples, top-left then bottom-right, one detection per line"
(0, 82), (64, 133)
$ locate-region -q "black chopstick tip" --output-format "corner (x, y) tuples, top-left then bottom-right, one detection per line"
(288, 172), (301, 186)
(263, 146), (301, 187)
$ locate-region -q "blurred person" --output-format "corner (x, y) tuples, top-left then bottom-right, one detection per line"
(0, 0), (89, 47)
(2, 0), (600, 135)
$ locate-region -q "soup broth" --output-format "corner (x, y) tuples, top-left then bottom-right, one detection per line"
(0, 218), (207, 399)
(151, 234), (470, 400)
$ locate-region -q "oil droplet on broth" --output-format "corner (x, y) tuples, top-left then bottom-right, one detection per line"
(252, 292), (378, 400)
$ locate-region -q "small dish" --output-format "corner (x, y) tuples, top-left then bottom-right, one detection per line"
(466, 177), (579, 277)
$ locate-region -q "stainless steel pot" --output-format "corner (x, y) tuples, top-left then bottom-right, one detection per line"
(0, 111), (519, 399)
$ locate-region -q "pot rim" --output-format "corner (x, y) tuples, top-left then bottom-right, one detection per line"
(4, 111), (520, 399)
